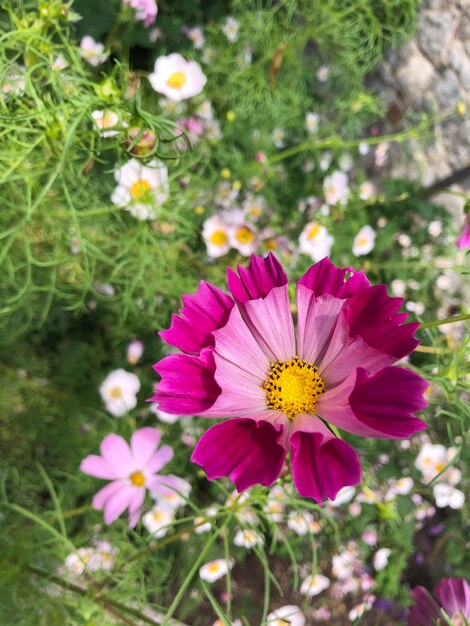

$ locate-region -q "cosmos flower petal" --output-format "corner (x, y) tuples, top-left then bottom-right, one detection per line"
(435, 578), (470, 620)
(408, 586), (443, 626)
(100, 434), (135, 475)
(203, 353), (269, 417)
(131, 427), (161, 468)
(316, 371), (393, 438)
(92, 481), (125, 510)
(241, 285), (296, 362)
(145, 444), (174, 475)
(191, 418), (287, 491)
(152, 348), (220, 413)
(319, 312), (393, 388)
(296, 287), (346, 364)
(103, 485), (139, 525)
(211, 306), (270, 380)
(160, 281), (234, 354)
(128, 488), (146, 528)
(290, 419), (361, 503)
(345, 284), (419, 359)
(80, 454), (122, 480)
(298, 256), (370, 298)
(227, 252), (287, 302)
(148, 473), (183, 495)
(349, 367), (428, 438)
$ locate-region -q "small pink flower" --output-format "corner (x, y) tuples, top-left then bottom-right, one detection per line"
(152, 254), (428, 503)
(123, 0), (158, 27)
(81, 428), (178, 527)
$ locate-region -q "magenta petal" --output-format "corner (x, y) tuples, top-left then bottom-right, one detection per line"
(191, 418), (286, 491)
(160, 281), (234, 354)
(80, 454), (121, 480)
(152, 347), (220, 414)
(290, 427), (361, 503)
(298, 257), (370, 298)
(131, 427), (161, 467)
(349, 367), (428, 438)
(227, 252), (287, 302)
(408, 587), (443, 626)
(456, 213), (470, 249)
(435, 578), (470, 621)
(345, 284), (419, 359)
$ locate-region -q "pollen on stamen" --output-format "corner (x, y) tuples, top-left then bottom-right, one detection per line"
(263, 355), (326, 420)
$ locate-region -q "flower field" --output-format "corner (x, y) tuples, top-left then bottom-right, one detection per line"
(0, 1), (469, 625)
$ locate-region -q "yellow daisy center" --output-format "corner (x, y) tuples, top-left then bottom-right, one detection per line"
(235, 227), (254, 244)
(109, 386), (123, 399)
(166, 71), (187, 89)
(209, 229), (228, 246)
(129, 471), (146, 487)
(130, 179), (152, 200)
(208, 563), (221, 573)
(357, 235), (369, 247)
(308, 224), (322, 240)
(263, 356), (325, 420)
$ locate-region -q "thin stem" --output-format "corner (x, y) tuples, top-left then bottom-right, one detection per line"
(419, 314), (470, 330)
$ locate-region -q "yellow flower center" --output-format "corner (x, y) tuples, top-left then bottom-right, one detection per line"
(109, 386), (123, 399)
(209, 229), (228, 246)
(235, 227), (254, 244)
(263, 356), (325, 420)
(208, 563), (221, 573)
(130, 179), (152, 200)
(308, 224), (322, 240)
(166, 71), (187, 89)
(129, 471), (145, 487)
(264, 239), (278, 250)
(356, 235), (369, 247)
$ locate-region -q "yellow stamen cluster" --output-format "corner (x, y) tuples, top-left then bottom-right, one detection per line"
(166, 71), (187, 89)
(129, 471), (146, 487)
(130, 179), (152, 200)
(263, 356), (325, 420)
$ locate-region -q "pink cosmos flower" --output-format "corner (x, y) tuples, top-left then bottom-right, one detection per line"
(408, 578), (470, 625)
(81, 427), (178, 527)
(456, 213), (470, 249)
(123, 0), (158, 27)
(151, 254), (428, 502)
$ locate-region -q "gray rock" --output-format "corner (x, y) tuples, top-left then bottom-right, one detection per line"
(416, 10), (459, 65)
(449, 41), (470, 89)
(442, 117), (470, 169)
(434, 69), (462, 108)
(396, 43), (436, 97)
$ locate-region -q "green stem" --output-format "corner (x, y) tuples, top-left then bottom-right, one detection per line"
(420, 314), (470, 330)
(26, 565), (189, 626)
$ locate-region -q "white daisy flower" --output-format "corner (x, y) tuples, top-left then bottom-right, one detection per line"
(79, 36), (108, 66)
(142, 506), (174, 538)
(267, 605), (305, 626)
(202, 215), (231, 258)
(199, 559), (231, 583)
(233, 528), (264, 549)
(352, 225), (376, 257)
(300, 574), (330, 597)
(149, 53), (206, 101)
(111, 158), (169, 220)
(99, 369), (140, 417)
(222, 16), (239, 42)
(299, 222), (334, 262)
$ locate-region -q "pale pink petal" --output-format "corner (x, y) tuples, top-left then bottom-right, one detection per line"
(212, 306), (270, 380)
(202, 352), (269, 418)
(148, 473), (183, 495)
(296, 286), (346, 364)
(131, 427), (161, 468)
(145, 444), (174, 475)
(80, 454), (121, 480)
(127, 488), (146, 528)
(92, 481), (125, 510)
(103, 485), (139, 525)
(100, 434), (135, 476)
(241, 285), (296, 362)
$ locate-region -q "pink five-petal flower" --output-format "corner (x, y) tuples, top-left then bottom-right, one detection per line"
(408, 578), (470, 625)
(80, 427), (177, 527)
(152, 253), (428, 503)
